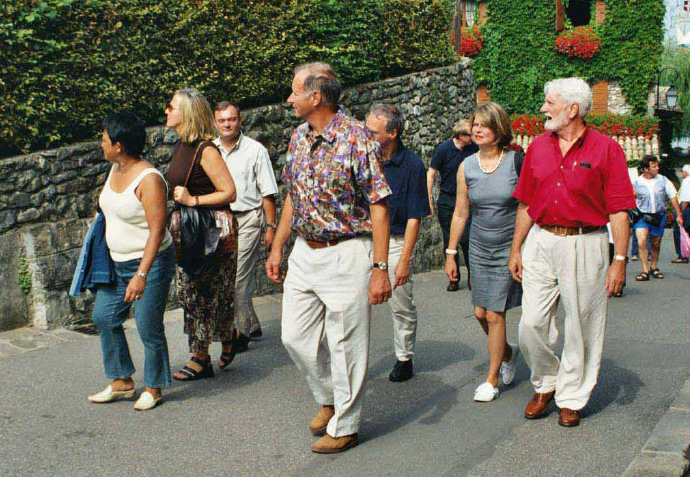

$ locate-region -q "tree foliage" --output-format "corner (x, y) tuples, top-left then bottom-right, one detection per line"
(1, 0), (454, 157)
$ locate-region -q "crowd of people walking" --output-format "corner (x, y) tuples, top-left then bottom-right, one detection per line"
(74, 61), (689, 454)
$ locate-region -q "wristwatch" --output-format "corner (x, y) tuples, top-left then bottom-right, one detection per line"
(265, 222), (277, 229)
(373, 262), (388, 271)
(613, 254), (626, 262)
(137, 270), (148, 279)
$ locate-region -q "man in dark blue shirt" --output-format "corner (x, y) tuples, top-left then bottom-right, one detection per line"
(427, 120), (478, 291)
(366, 104), (431, 382)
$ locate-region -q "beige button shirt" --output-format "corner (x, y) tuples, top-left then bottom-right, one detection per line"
(214, 134), (279, 212)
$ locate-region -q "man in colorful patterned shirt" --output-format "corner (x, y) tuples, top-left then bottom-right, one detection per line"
(266, 62), (392, 454)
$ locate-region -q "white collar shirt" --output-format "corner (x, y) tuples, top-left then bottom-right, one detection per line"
(214, 134), (279, 212)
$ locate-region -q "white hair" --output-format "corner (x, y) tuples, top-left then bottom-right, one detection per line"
(544, 77), (592, 118)
(682, 164), (690, 175)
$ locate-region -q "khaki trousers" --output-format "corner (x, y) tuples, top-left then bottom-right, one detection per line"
(281, 236), (373, 437)
(234, 208), (263, 336)
(386, 235), (418, 361)
(519, 225), (608, 411)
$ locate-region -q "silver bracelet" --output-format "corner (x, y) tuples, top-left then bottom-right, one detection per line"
(445, 248), (458, 255)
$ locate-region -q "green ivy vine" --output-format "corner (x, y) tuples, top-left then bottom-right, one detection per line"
(472, 0), (665, 115)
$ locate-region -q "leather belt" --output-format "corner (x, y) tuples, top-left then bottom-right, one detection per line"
(541, 225), (605, 236)
(305, 237), (350, 249)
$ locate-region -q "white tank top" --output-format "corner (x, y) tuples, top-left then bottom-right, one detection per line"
(99, 166), (173, 262)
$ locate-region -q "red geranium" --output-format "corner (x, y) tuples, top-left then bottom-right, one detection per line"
(555, 26), (601, 59)
(460, 26), (483, 57)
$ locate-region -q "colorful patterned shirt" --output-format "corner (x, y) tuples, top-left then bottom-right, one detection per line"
(283, 108), (391, 242)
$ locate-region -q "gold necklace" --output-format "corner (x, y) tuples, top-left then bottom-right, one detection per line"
(477, 149), (505, 174)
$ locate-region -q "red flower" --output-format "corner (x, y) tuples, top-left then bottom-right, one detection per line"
(460, 26), (483, 57)
(555, 27), (601, 59)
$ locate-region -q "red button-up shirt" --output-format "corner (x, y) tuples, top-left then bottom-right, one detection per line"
(513, 127), (635, 227)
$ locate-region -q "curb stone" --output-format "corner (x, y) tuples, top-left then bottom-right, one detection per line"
(622, 378), (690, 477)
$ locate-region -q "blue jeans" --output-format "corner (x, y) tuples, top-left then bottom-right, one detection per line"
(92, 246), (175, 388)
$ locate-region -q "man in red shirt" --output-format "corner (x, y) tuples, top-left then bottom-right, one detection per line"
(508, 77), (635, 427)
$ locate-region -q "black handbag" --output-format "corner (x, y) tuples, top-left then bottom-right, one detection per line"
(629, 208), (663, 227)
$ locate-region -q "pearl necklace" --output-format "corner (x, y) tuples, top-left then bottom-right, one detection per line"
(477, 149), (505, 174)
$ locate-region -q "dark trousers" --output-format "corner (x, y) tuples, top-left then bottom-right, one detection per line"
(437, 193), (470, 282)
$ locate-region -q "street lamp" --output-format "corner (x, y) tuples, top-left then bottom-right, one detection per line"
(656, 66), (680, 110)
(666, 85), (678, 110)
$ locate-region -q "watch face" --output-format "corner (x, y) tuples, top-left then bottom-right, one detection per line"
(376, 262), (388, 271)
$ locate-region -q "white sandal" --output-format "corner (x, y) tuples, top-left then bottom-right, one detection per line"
(133, 391), (161, 411)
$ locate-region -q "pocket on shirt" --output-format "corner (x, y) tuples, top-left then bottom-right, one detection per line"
(569, 165), (598, 193)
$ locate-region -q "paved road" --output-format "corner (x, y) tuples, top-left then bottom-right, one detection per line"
(1, 231), (689, 477)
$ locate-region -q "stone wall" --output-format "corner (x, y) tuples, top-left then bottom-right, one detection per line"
(0, 60), (476, 331)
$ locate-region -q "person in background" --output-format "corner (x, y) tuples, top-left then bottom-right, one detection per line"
(631, 155), (683, 281)
(445, 102), (522, 403)
(427, 119), (478, 292)
(88, 112), (175, 411)
(366, 103), (430, 383)
(671, 164), (690, 264)
(213, 102), (279, 351)
(165, 89), (238, 380)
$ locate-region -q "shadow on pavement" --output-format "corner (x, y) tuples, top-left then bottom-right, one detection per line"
(583, 358), (644, 418)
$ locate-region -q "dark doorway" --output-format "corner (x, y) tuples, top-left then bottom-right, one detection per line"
(565, 0), (591, 26)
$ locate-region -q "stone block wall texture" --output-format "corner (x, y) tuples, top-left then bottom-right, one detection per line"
(0, 60), (476, 331)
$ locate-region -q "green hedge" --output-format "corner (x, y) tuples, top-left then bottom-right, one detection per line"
(1, 0), (455, 157)
(471, 0), (664, 117)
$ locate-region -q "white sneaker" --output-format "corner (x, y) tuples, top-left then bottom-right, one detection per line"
(133, 391), (161, 411)
(500, 343), (520, 386)
(474, 382), (499, 402)
(88, 385), (135, 403)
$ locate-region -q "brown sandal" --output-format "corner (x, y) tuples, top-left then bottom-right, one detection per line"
(650, 268), (665, 279)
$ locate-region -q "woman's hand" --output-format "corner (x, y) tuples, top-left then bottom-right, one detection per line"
(124, 275), (146, 302)
(445, 255), (458, 283)
(173, 186), (193, 206)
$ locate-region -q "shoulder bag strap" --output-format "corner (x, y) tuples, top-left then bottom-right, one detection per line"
(183, 141), (209, 188)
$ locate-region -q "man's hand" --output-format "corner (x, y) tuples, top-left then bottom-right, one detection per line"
(369, 269), (392, 305)
(508, 249), (523, 283)
(605, 260), (626, 298)
(444, 255), (459, 283)
(394, 259), (410, 288)
(266, 249), (284, 284)
(263, 227), (275, 250)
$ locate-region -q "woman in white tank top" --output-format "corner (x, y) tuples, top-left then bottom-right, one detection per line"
(87, 112), (175, 411)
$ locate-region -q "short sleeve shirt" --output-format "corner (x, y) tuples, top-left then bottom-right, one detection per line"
(213, 134), (279, 212)
(679, 176), (690, 204)
(382, 144), (431, 235)
(633, 175), (677, 214)
(282, 108), (391, 242)
(513, 128), (635, 227)
(430, 139), (479, 196)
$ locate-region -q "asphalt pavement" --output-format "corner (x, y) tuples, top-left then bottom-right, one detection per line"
(1, 230), (689, 477)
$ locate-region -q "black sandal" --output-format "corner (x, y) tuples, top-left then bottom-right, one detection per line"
(173, 355), (215, 381)
(218, 335), (238, 370)
(635, 272), (649, 281)
(651, 268), (665, 279)
(671, 257), (688, 264)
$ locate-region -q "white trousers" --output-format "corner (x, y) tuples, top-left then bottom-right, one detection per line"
(519, 225), (608, 411)
(281, 236), (373, 437)
(234, 208), (263, 336)
(386, 235), (418, 361)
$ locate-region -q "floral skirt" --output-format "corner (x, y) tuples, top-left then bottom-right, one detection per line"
(170, 209), (239, 352)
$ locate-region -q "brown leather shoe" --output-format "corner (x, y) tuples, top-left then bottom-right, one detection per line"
(311, 433), (359, 454)
(308, 405), (335, 435)
(558, 408), (580, 427)
(524, 391), (555, 419)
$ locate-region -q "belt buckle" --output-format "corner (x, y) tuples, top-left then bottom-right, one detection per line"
(554, 226), (568, 237)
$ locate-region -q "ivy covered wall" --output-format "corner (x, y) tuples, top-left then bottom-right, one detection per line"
(471, 0), (665, 115)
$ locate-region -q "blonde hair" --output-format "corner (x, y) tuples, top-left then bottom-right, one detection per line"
(173, 88), (216, 144)
(452, 119), (470, 138)
(469, 102), (513, 149)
